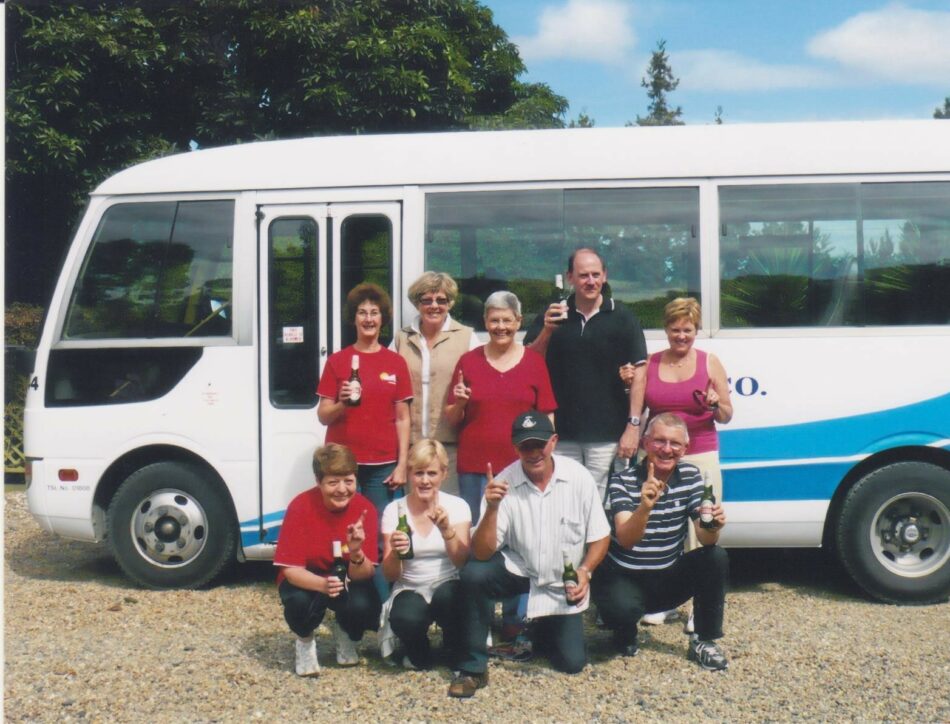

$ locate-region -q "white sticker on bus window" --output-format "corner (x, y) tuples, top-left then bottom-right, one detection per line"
(282, 326), (304, 344)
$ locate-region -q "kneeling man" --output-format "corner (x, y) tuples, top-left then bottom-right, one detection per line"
(592, 412), (729, 670)
(448, 412), (610, 697)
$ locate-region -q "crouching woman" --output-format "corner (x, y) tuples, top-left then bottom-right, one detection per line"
(275, 443), (382, 676)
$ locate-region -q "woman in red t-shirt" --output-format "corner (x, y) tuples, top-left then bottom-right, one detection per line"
(275, 444), (380, 676)
(318, 283), (413, 521)
(444, 291), (557, 524)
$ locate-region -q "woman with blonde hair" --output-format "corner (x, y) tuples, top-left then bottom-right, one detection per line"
(379, 439), (471, 669)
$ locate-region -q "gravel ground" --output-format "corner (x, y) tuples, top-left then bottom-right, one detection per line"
(5, 488), (949, 723)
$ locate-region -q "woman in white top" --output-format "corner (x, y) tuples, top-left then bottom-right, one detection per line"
(379, 439), (471, 669)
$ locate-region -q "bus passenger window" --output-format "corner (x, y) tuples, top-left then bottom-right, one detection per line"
(720, 182), (950, 328)
(425, 188), (700, 330)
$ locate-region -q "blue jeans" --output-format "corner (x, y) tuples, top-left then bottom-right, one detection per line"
(458, 553), (587, 674)
(357, 462), (403, 602)
(458, 471), (526, 630)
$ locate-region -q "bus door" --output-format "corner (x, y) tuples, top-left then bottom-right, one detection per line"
(255, 202), (401, 550)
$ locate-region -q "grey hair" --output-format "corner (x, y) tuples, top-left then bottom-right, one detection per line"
(644, 412), (690, 444)
(484, 290), (522, 317)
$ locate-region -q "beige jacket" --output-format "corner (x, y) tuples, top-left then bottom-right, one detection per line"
(394, 318), (475, 443)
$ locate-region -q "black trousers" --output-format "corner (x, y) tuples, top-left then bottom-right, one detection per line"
(278, 578), (381, 640)
(389, 579), (464, 669)
(457, 552), (588, 675)
(592, 545), (728, 646)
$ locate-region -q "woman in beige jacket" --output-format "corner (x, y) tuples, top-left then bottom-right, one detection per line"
(392, 272), (477, 495)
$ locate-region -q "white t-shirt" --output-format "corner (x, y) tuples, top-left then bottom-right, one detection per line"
(378, 491), (471, 658)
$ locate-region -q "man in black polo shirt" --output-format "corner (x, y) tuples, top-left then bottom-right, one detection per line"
(592, 412), (730, 670)
(524, 247), (647, 501)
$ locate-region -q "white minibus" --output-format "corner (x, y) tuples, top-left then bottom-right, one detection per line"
(25, 120), (950, 603)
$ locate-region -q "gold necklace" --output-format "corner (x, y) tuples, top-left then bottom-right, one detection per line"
(666, 352), (692, 367)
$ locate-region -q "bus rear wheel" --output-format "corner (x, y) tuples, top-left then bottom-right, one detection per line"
(836, 462), (950, 604)
(107, 462), (237, 589)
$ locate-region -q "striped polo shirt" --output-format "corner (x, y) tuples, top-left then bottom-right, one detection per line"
(605, 460), (703, 571)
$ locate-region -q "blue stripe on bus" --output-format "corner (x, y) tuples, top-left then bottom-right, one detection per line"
(724, 461), (852, 501)
(720, 392), (950, 462)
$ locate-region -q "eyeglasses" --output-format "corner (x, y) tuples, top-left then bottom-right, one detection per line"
(648, 437), (685, 453)
(419, 296), (450, 307)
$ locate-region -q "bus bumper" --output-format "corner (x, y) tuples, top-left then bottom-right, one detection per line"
(25, 458), (101, 542)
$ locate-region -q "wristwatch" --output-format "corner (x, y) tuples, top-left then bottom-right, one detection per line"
(627, 416), (641, 427)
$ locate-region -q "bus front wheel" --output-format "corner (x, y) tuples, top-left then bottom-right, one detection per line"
(837, 461), (950, 604)
(107, 462), (238, 589)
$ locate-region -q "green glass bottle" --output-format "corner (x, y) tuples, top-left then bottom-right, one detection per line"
(699, 474), (717, 529)
(562, 551), (579, 601)
(330, 539), (348, 603)
(396, 499), (414, 560)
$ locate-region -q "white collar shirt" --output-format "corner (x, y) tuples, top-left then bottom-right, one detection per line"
(486, 454), (610, 618)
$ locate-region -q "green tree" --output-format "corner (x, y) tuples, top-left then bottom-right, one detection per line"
(6, 0), (566, 304)
(935, 97), (950, 119)
(631, 39), (683, 127)
(568, 111), (595, 128)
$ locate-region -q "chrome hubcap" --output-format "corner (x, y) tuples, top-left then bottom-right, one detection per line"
(131, 489), (208, 568)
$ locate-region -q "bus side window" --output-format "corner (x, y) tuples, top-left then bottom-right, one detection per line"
(62, 200), (235, 340)
(339, 215), (393, 347)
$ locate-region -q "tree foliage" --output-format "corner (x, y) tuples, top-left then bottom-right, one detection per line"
(6, 0), (567, 304)
(632, 40), (683, 127)
(935, 97), (950, 119)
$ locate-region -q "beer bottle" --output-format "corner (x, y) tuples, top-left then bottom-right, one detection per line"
(562, 551), (579, 601)
(396, 499), (414, 560)
(699, 474), (717, 529)
(346, 354), (362, 406)
(330, 540), (349, 602)
(551, 273), (569, 323)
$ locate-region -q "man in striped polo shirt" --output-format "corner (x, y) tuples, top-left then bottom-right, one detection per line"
(592, 412), (730, 670)
(448, 412), (611, 698)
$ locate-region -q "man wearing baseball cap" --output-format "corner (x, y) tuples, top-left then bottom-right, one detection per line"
(448, 412), (610, 698)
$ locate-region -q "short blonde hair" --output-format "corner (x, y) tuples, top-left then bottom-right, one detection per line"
(664, 297), (701, 328)
(408, 272), (458, 309)
(408, 439), (449, 472)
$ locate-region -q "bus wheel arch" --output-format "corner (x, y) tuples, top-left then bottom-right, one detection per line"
(102, 451), (239, 589)
(834, 459), (950, 605)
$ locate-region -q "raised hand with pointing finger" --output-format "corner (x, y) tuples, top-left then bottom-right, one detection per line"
(483, 462), (509, 510)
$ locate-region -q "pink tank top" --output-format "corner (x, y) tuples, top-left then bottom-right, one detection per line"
(644, 348), (718, 454)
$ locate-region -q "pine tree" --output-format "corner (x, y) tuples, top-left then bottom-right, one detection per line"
(935, 97), (950, 119)
(632, 40), (684, 126)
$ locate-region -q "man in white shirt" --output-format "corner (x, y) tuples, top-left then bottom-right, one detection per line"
(448, 412), (610, 698)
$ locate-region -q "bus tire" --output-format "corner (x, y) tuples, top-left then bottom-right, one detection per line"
(836, 462), (950, 604)
(107, 462), (238, 589)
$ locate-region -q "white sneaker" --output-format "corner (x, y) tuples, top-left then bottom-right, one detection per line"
(295, 637), (320, 677)
(331, 620), (359, 666)
(640, 609), (676, 626)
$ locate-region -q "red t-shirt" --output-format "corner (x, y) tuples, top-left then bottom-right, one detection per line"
(317, 345), (413, 464)
(274, 488), (378, 585)
(447, 346), (557, 475)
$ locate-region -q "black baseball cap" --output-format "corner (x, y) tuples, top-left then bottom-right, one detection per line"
(511, 412), (556, 445)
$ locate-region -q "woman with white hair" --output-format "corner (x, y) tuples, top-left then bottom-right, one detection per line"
(444, 291), (556, 523)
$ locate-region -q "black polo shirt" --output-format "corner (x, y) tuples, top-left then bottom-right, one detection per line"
(524, 289), (647, 442)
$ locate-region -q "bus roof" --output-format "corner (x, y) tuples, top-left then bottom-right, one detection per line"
(95, 120), (950, 196)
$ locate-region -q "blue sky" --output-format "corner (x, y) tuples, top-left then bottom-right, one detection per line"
(481, 0), (950, 126)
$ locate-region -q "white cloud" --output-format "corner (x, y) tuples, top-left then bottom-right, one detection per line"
(807, 4), (950, 84)
(674, 49), (837, 92)
(513, 0), (636, 65)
